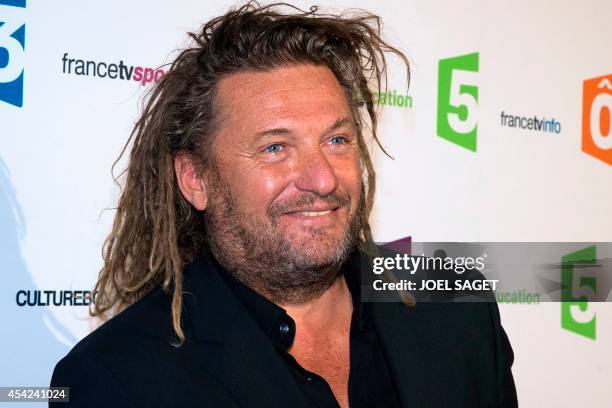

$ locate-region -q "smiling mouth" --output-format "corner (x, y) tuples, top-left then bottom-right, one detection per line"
(296, 210), (333, 217)
(282, 206), (341, 220)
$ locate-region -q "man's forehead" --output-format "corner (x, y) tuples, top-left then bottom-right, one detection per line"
(218, 64), (343, 95)
(214, 64), (353, 131)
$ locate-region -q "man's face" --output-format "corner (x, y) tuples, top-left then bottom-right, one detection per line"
(202, 64), (362, 302)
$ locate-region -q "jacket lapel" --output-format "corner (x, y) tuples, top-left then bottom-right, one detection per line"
(181, 250), (311, 408)
(371, 301), (432, 408)
(351, 248), (430, 408)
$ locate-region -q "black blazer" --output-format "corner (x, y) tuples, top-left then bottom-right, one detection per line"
(50, 249), (517, 407)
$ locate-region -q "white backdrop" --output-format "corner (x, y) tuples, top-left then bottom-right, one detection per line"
(1, 1), (611, 406)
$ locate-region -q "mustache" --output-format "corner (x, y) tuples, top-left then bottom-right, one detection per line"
(269, 192), (351, 221)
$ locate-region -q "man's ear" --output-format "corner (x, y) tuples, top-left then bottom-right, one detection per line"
(174, 152), (208, 211)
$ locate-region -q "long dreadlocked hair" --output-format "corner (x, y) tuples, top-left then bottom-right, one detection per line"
(91, 1), (411, 345)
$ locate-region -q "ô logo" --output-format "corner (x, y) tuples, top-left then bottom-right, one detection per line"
(582, 74), (612, 165)
(437, 52), (479, 152)
(0, 0), (25, 108)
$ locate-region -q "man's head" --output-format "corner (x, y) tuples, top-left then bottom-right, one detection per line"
(94, 1), (409, 342)
(176, 64), (362, 304)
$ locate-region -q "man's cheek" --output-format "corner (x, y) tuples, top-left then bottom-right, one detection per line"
(341, 172), (362, 206)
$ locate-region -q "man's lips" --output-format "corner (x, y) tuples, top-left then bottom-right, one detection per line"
(278, 206), (344, 226)
(283, 206), (340, 217)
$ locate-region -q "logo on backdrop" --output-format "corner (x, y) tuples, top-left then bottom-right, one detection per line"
(373, 89), (413, 109)
(561, 246), (597, 340)
(15, 289), (97, 307)
(500, 111), (562, 134)
(61, 52), (166, 86)
(582, 73), (612, 165)
(0, 0), (26, 108)
(437, 52), (479, 152)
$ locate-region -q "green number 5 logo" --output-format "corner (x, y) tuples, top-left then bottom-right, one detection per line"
(561, 245), (597, 340)
(436, 52), (479, 152)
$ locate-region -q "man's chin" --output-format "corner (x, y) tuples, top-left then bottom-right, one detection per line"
(285, 239), (353, 268)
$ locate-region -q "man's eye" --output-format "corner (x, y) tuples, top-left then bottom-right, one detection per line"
(329, 136), (347, 145)
(263, 144), (283, 153)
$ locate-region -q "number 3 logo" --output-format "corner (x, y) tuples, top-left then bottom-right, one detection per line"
(437, 52), (479, 152)
(0, 1), (26, 108)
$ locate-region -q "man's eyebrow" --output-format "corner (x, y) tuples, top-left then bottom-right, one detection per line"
(254, 117), (357, 141)
(325, 117), (357, 133)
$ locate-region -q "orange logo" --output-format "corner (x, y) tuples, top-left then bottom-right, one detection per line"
(582, 74), (612, 165)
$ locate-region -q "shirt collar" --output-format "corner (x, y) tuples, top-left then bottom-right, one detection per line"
(215, 248), (370, 350)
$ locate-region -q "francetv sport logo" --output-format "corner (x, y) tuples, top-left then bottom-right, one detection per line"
(0, 0), (26, 108)
(61, 52), (166, 85)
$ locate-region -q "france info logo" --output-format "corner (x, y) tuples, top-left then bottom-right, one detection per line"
(582, 74), (612, 165)
(0, 0), (25, 108)
(437, 52), (479, 152)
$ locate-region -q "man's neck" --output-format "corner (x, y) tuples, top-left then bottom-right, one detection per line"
(281, 274), (354, 408)
(281, 274), (353, 340)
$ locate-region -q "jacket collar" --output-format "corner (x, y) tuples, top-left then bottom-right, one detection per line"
(180, 248), (240, 343)
(179, 247), (426, 408)
(180, 248), (312, 408)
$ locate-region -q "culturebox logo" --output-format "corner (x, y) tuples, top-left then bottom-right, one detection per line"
(15, 289), (96, 307)
(437, 52), (479, 152)
(582, 74), (612, 165)
(0, 0), (26, 108)
(561, 245), (597, 340)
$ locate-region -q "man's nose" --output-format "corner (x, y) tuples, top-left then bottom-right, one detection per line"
(294, 148), (339, 197)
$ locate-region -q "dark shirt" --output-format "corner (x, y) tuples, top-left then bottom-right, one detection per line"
(217, 254), (402, 408)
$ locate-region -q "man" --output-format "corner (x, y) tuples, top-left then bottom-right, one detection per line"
(50, 2), (517, 407)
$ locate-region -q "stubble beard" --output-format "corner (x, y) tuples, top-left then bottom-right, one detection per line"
(203, 171), (359, 305)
